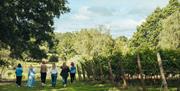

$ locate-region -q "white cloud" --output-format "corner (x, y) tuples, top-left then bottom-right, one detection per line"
(74, 14), (90, 21)
(72, 6), (114, 21)
(109, 19), (144, 31)
(73, 6), (92, 21)
(55, 0), (169, 38)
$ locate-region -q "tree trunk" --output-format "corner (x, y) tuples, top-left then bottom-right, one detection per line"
(108, 60), (114, 84)
(99, 63), (104, 81)
(91, 62), (96, 81)
(77, 64), (82, 81)
(119, 60), (127, 88)
(137, 54), (146, 91)
(81, 63), (86, 80)
(157, 52), (168, 91)
(0, 66), (5, 79)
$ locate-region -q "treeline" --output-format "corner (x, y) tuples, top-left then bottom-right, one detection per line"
(53, 0), (180, 90)
(0, 0), (179, 90)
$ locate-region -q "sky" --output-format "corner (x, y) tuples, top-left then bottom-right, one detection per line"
(54, 0), (169, 38)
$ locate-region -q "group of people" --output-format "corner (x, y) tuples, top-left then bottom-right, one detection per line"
(15, 61), (76, 88)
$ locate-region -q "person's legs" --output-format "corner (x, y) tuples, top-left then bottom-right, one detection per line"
(70, 73), (75, 83)
(64, 76), (68, 85)
(17, 76), (20, 86)
(41, 72), (46, 86)
(44, 73), (47, 84)
(16, 76), (18, 85)
(41, 72), (47, 84)
(70, 73), (73, 83)
(29, 77), (33, 87)
(73, 73), (75, 82)
(54, 74), (57, 86)
(32, 76), (35, 86)
(62, 76), (67, 87)
(19, 76), (22, 86)
(27, 76), (31, 87)
(41, 72), (43, 83)
(51, 74), (55, 87)
(62, 76), (65, 85)
(16, 76), (22, 86)
(31, 76), (35, 87)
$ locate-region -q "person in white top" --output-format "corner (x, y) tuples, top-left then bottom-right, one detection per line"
(51, 63), (58, 87)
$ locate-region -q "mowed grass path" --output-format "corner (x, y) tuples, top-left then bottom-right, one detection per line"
(0, 80), (119, 91)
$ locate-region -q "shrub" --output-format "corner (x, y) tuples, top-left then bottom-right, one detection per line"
(49, 55), (59, 62)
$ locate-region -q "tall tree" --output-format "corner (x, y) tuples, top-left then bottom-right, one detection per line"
(130, 0), (179, 51)
(158, 11), (180, 50)
(55, 32), (76, 61)
(0, 0), (70, 59)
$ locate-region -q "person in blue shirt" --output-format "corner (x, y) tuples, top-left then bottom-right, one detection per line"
(27, 65), (36, 88)
(70, 62), (76, 83)
(15, 63), (23, 87)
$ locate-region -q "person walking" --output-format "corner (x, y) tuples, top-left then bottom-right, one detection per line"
(60, 62), (70, 87)
(15, 63), (23, 87)
(50, 63), (58, 87)
(70, 62), (76, 83)
(27, 65), (36, 87)
(40, 61), (47, 86)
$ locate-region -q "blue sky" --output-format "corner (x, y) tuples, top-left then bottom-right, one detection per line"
(54, 0), (169, 38)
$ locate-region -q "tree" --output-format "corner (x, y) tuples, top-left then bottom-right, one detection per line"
(73, 28), (114, 59)
(158, 11), (180, 50)
(55, 32), (76, 61)
(0, 0), (70, 59)
(129, 0), (179, 90)
(130, 0), (179, 51)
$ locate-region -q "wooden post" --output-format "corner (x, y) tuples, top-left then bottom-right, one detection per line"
(157, 52), (168, 91)
(77, 64), (82, 81)
(108, 60), (114, 84)
(137, 54), (146, 91)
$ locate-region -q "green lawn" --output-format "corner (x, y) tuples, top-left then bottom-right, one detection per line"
(0, 80), (178, 91)
(0, 80), (119, 91)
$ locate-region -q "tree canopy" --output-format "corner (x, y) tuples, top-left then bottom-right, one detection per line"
(129, 0), (179, 51)
(158, 10), (180, 50)
(0, 0), (70, 59)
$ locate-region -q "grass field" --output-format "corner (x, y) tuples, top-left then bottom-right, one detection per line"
(0, 80), (119, 91)
(0, 80), (178, 91)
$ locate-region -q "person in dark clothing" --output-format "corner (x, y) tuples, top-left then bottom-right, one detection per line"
(60, 62), (70, 87)
(70, 62), (76, 83)
(15, 63), (23, 87)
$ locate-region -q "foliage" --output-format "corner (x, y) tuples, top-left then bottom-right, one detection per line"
(49, 55), (59, 62)
(129, 0), (179, 51)
(0, 0), (70, 59)
(158, 10), (180, 50)
(55, 32), (76, 61)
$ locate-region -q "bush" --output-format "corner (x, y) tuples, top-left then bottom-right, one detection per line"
(7, 72), (13, 77)
(49, 55), (59, 62)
